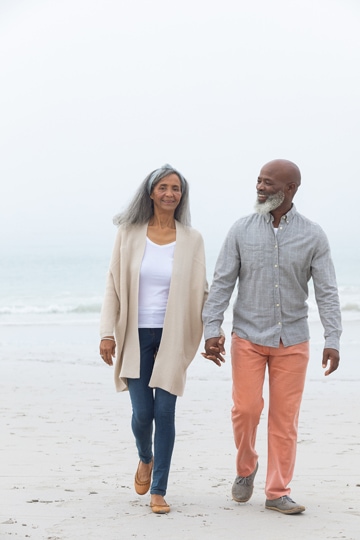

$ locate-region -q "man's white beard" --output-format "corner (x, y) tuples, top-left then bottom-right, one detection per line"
(254, 191), (285, 215)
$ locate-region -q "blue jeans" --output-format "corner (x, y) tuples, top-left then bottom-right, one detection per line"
(127, 328), (177, 496)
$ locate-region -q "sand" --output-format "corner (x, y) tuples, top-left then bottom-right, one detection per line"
(1, 319), (359, 540)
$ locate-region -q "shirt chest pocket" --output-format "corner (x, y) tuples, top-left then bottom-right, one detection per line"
(240, 243), (266, 271)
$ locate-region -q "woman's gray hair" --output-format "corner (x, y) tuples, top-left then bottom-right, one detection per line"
(113, 164), (191, 227)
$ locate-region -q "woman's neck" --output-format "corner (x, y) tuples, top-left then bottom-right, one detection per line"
(147, 213), (176, 244)
(148, 211), (176, 230)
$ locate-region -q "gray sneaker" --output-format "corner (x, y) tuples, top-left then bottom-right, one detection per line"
(265, 495), (305, 514)
(232, 462), (259, 502)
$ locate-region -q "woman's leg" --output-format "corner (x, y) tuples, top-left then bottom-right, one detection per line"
(150, 387), (177, 496)
(127, 328), (158, 464)
(128, 328), (177, 497)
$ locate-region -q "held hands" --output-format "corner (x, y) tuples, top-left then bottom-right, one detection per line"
(322, 348), (340, 376)
(100, 337), (116, 366)
(201, 336), (226, 367)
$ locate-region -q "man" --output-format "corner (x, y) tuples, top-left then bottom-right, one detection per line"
(202, 159), (341, 515)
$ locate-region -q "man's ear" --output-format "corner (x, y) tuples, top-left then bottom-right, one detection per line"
(287, 182), (297, 194)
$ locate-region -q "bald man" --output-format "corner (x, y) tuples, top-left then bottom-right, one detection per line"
(202, 159), (342, 514)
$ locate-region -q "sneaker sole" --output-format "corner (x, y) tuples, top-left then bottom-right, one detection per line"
(232, 487), (254, 503)
(265, 504), (305, 515)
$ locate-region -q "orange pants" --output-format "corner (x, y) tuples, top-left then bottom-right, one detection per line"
(231, 335), (309, 499)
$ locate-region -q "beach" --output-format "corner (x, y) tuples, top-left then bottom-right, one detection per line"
(2, 0), (360, 537)
(1, 318), (359, 540)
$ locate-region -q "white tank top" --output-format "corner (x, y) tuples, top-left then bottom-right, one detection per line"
(138, 237), (176, 328)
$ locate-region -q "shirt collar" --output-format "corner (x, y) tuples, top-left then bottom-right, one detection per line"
(265, 204), (297, 224)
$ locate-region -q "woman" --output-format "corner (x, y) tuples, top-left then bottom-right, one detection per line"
(99, 164), (207, 514)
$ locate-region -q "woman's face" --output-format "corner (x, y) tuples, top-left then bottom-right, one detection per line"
(150, 173), (182, 214)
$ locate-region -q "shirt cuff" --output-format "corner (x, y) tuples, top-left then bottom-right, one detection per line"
(324, 337), (340, 351)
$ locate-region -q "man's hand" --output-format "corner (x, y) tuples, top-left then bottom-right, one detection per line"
(201, 336), (226, 367)
(322, 348), (340, 376)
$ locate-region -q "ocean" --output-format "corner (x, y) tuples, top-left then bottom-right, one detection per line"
(0, 245), (107, 326)
(1, 236), (359, 330)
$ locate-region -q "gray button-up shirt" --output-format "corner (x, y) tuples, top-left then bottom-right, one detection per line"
(202, 205), (342, 350)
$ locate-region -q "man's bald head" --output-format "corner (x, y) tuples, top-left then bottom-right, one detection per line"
(261, 159), (301, 188)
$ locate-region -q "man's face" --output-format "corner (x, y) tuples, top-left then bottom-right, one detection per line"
(254, 165), (288, 215)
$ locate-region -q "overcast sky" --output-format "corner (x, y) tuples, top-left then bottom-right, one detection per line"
(0, 0), (359, 262)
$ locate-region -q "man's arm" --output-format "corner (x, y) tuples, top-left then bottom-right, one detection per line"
(311, 229), (342, 375)
(202, 224), (241, 366)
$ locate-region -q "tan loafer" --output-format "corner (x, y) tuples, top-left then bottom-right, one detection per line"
(134, 459), (153, 495)
(150, 500), (171, 514)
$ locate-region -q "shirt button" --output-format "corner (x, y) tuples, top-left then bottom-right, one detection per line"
(276, 303), (280, 307)
(275, 284), (278, 288)
(275, 244), (277, 248)
(278, 322), (282, 325)
(279, 226), (283, 230)
(274, 264), (278, 267)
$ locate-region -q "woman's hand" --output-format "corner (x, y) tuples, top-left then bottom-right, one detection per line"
(100, 337), (116, 366)
(201, 336), (226, 367)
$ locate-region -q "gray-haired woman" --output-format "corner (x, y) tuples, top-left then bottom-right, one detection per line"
(99, 164), (207, 514)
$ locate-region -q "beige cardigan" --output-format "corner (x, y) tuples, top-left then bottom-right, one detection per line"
(100, 221), (208, 396)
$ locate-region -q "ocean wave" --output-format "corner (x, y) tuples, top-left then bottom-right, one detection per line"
(1, 292), (360, 320)
(0, 303), (102, 315)
(341, 303), (360, 312)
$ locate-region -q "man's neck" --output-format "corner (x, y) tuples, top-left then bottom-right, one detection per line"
(271, 203), (293, 228)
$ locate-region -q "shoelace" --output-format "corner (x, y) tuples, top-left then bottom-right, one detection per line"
(235, 476), (252, 486)
(281, 496), (295, 503)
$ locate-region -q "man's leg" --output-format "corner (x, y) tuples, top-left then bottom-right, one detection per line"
(266, 341), (309, 500)
(231, 335), (267, 477)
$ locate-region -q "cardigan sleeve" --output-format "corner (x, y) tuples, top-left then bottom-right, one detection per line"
(99, 269), (120, 338)
(99, 229), (121, 338)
